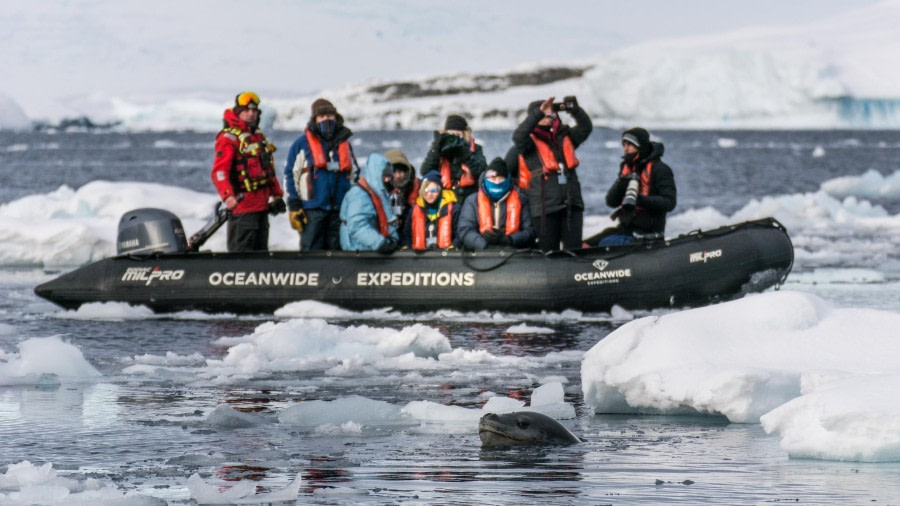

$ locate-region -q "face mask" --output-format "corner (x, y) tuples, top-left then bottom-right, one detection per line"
(317, 119), (336, 140)
(484, 178), (510, 200)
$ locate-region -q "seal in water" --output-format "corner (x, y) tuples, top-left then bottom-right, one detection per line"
(478, 411), (581, 447)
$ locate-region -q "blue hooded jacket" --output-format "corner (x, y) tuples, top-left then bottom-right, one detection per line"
(339, 154), (400, 251)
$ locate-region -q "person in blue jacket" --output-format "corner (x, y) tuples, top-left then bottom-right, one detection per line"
(339, 153), (401, 253)
(457, 158), (536, 251)
(283, 98), (357, 250)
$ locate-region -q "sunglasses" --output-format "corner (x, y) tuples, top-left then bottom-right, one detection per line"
(424, 188), (440, 194)
(236, 91), (260, 107)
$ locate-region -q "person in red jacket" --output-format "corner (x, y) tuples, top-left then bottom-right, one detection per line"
(210, 92), (285, 252)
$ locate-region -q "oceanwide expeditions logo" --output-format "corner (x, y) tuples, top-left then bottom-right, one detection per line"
(121, 266), (185, 285)
(573, 259), (632, 286)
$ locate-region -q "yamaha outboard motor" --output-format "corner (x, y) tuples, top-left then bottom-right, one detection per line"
(117, 208), (187, 255)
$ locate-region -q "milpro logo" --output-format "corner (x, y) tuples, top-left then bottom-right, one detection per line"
(121, 266), (185, 285)
(689, 249), (723, 264)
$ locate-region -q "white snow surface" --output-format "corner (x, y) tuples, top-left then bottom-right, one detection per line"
(4, 1), (900, 130)
(581, 290), (900, 461)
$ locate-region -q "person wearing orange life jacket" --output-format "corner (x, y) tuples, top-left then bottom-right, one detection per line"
(401, 170), (459, 251)
(588, 127), (677, 247)
(339, 153), (401, 253)
(210, 91), (285, 252)
(283, 98), (358, 250)
(457, 158), (536, 251)
(512, 95), (593, 252)
(421, 114), (487, 205)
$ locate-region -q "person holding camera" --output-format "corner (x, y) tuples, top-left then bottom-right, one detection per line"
(589, 127), (676, 246)
(421, 114), (487, 205)
(210, 91), (285, 252)
(283, 98), (358, 250)
(512, 95), (592, 251)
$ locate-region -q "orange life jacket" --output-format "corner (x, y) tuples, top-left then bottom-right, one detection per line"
(440, 137), (477, 189)
(305, 129), (353, 172)
(411, 203), (454, 251)
(356, 177), (391, 237)
(530, 134), (580, 174)
(620, 161), (655, 197)
(478, 190), (521, 235)
(516, 155), (532, 190)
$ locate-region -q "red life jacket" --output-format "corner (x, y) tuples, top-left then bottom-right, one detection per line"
(219, 126), (277, 193)
(411, 202), (454, 251)
(478, 190), (522, 235)
(529, 134), (580, 174)
(620, 161), (655, 197)
(305, 129), (353, 172)
(356, 177), (391, 237)
(440, 137), (477, 189)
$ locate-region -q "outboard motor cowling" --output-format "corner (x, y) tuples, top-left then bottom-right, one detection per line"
(117, 208), (187, 255)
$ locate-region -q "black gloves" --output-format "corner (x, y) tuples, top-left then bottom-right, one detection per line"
(377, 239), (399, 255)
(439, 133), (466, 157)
(483, 230), (505, 245)
(286, 197), (303, 212)
(268, 197), (286, 215)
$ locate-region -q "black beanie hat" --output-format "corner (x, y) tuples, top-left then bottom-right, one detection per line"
(484, 157), (509, 179)
(622, 127), (652, 155)
(444, 114), (468, 131)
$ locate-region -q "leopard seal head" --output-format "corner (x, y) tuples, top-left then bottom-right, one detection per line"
(478, 411), (581, 447)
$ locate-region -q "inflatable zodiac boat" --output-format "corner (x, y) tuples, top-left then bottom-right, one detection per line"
(34, 208), (793, 314)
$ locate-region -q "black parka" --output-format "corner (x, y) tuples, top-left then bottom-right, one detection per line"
(512, 105), (593, 218)
(605, 142), (677, 234)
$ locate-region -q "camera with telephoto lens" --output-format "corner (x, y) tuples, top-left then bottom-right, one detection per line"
(552, 96), (578, 112)
(622, 174), (640, 208)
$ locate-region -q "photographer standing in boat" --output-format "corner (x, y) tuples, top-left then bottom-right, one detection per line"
(340, 153), (401, 253)
(421, 114), (487, 204)
(589, 127), (677, 246)
(210, 91), (285, 252)
(457, 158), (535, 251)
(512, 96), (592, 251)
(283, 98), (358, 250)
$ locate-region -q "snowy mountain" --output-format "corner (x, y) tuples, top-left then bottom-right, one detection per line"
(4, 0), (900, 131)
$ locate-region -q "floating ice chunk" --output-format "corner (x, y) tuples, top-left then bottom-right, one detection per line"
(186, 473), (257, 504)
(482, 396), (526, 413)
(581, 291), (900, 424)
(54, 302), (155, 321)
(205, 405), (266, 428)
(717, 137), (737, 148)
(531, 382), (565, 406)
(505, 323), (555, 334)
(0, 336), (101, 386)
(279, 395), (407, 427)
(403, 400), (484, 422)
(761, 374), (900, 462)
(812, 145), (826, 157)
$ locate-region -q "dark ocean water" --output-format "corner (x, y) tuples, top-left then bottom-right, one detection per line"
(1, 129), (900, 504)
(3, 129), (900, 214)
